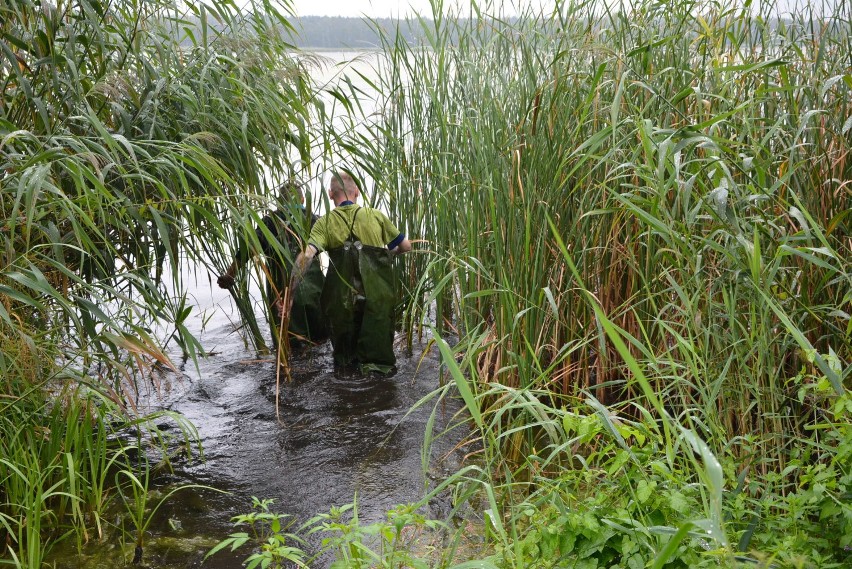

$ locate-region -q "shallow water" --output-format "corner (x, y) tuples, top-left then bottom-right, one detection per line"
(51, 278), (468, 568)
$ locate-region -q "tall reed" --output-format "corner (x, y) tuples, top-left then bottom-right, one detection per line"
(1, 0), (326, 561)
(366, 0), (849, 452)
(354, 0), (850, 563)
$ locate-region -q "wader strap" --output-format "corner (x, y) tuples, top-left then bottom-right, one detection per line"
(332, 207), (362, 242)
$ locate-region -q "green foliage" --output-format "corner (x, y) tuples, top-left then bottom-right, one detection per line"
(724, 386), (852, 567)
(1, 0), (319, 379)
(430, 347), (851, 567)
(304, 499), (446, 569)
(0, 384), (201, 567)
(209, 497), (458, 569)
(113, 457), (215, 566)
(359, 0), (850, 566)
(2, 0), (851, 567)
(0, 0), (322, 564)
(208, 494), (510, 569)
(206, 497), (309, 569)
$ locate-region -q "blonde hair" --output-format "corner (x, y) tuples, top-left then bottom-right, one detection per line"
(328, 171), (360, 201)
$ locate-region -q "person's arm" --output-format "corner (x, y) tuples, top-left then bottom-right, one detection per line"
(290, 245), (317, 290)
(383, 214), (411, 256)
(390, 236), (411, 255)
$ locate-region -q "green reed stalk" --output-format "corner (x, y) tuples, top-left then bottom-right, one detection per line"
(1, 0), (331, 562)
(357, 0), (851, 564)
(370, 0), (850, 441)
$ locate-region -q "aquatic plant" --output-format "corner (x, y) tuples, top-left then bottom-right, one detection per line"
(0, 384), (200, 567)
(0, 0), (328, 562)
(114, 462), (217, 566)
(372, 0), (850, 402)
(206, 497), (309, 569)
(348, 0), (851, 565)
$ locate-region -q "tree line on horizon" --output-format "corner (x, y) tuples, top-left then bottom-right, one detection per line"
(287, 13), (834, 50)
(290, 16), (429, 49)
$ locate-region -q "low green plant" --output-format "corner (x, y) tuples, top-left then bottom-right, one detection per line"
(205, 497), (309, 569)
(114, 465), (211, 565)
(0, 389), (201, 567)
(429, 339), (851, 567)
(723, 380), (852, 568)
(209, 494), (500, 569)
(304, 498), (446, 569)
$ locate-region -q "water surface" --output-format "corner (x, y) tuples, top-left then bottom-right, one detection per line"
(54, 277), (467, 568)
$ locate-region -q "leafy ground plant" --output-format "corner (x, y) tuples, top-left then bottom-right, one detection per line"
(205, 497), (309, 569)
(304, 499), (447, 569)
(208, 494), (501, 569)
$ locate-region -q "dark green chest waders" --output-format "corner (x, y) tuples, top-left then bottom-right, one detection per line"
(322, 208), (396, 369)
(265, 212), (327, 347)
(283, 260), (326, 345)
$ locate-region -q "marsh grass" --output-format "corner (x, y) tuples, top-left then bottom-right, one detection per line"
(2, 0), (850, 565)
(0, 0), (336, 562)
(352, 0), (852, 564)
(368, 0), (851, 441)
(0, 380), (199, 567)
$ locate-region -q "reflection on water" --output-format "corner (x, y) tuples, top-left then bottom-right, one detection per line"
(50, 274), (466, 568)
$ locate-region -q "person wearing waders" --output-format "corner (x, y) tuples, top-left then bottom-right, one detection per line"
(217, 182), (327, 348)
(287, 171), (411, 374)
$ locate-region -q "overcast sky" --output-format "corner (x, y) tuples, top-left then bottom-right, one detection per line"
(287, 0), (552, 18)
(285, 0), (841, 18)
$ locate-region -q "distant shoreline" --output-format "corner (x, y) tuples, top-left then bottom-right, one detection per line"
(289, 15), (426, 50)
(294, 46), (383, 52)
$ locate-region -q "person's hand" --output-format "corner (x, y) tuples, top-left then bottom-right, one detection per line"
(217, 274), (235, 289)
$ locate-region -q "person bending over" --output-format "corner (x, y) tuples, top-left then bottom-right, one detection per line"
(218, 182), (327, 347)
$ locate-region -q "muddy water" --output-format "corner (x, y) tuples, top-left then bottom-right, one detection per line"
(53, 276), (468, 568)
